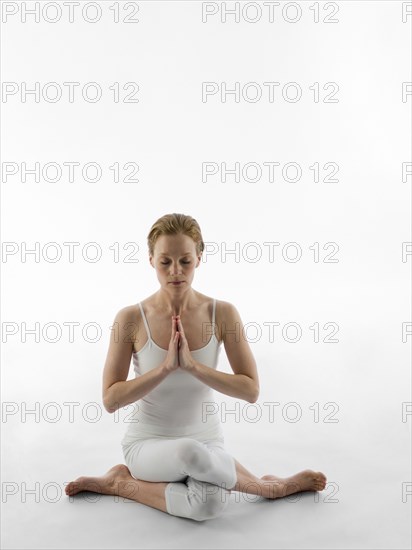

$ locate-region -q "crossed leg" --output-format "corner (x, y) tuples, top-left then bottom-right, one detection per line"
(65, 458), (327, 513)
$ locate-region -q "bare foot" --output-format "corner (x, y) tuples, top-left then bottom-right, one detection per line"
(260, 469), (327, 499)
(65, 464), (133, 497)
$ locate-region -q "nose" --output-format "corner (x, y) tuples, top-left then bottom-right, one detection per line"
(170, 262), (182, 275)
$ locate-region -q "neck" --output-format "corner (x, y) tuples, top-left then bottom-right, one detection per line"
(154, 287), (196, 316)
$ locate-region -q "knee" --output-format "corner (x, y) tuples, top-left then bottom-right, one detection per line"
(174, 439), (212, 475)
(189, 483), (231, 522)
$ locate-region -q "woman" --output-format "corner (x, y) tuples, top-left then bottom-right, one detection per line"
(65, 213), (327, 521)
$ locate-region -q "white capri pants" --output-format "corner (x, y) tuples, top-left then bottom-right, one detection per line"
(122, 436), (238, 522)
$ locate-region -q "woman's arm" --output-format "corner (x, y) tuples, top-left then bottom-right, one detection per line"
(104, 366), (170, 413)
(190, 300), (260, 403)
(191, 363), (258, 403)
(102, 307), (170, 413)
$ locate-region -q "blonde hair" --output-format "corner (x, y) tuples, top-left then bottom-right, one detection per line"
(147, 213), (205, 258)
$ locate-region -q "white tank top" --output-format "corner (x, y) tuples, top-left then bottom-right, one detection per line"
(121, 298), (224, 445)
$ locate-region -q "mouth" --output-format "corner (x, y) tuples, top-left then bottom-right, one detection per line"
(170, 281), (184, 285)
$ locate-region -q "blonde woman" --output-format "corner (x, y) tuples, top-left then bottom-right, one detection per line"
(65, 213), (327, 521)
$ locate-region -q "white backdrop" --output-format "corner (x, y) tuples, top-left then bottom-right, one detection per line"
(1, 1), (411, 549)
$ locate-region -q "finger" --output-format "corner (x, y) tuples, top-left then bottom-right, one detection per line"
(173, 317), (179, 336)
(178, 321), (185, 340)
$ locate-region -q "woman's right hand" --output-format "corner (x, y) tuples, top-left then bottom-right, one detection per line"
(162, 316), (180, 372)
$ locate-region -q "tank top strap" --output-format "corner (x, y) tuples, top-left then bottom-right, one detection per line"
(212, 298), (216, 327)
(138, 302), (152, 340)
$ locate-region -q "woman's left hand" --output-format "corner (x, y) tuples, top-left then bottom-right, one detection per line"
(175, 316), (196, 372)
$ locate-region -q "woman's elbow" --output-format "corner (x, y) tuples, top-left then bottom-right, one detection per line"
(103, 389), (117, 414)
(103, 399), (114, 414)
(104, 403), (117, 414)
(249, 384), (260, 403)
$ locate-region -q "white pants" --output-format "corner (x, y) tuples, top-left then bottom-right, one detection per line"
(122, 436), (237, 521)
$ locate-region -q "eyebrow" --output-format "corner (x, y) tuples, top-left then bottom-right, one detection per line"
(159, 252), (192, 256)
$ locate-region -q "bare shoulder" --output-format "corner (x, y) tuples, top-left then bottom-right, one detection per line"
(117, 296), (153, 319)
(215, 299), (243, 342)
(115, 303), (139, 323)
(111, 303), (142, 343)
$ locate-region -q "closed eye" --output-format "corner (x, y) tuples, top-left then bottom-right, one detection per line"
(161, 261), (190, 264)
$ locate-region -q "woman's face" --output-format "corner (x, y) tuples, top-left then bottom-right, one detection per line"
(150, 234), (201, 292)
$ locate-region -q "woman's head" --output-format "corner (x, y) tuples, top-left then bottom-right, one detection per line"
(147, 213), (205, 291)
(147, 213), (204, 258)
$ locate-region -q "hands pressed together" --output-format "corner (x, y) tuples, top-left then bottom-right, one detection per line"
(163, 315), (196, 373)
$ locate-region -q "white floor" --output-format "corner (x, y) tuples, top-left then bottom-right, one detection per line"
(2, 365), (411, 549)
